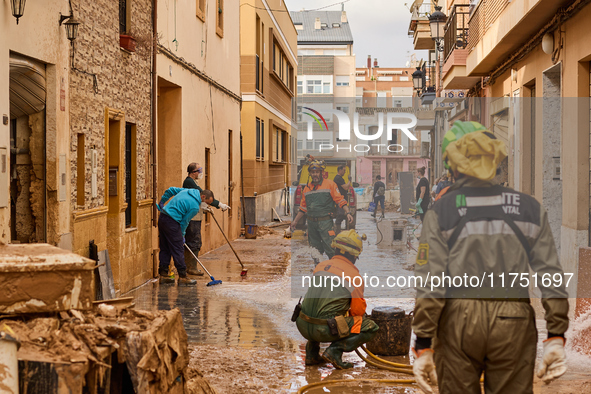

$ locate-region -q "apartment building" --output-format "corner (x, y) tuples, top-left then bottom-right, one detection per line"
(240, 0), (298, 225)
(290, 9), (357, 164)
(354, 59), (430, 187)
(156, 0), (242, 253)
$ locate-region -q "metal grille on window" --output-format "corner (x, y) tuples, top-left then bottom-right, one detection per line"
(125, 123), (132, 227)
(119, 0), (127, 34)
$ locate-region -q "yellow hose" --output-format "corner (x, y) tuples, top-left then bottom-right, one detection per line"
(297, 378), (415, 394)
(354, 348), (414, 375)
(360, 345), (414, 369)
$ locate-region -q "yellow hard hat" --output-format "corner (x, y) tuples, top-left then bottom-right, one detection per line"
(331, 230), (367, 257)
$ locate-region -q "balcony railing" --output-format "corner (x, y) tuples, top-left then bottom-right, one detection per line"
(466, 0), (510, 53)
(444, 4), (470, 62)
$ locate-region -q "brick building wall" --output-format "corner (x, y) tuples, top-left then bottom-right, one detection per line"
(69, 0), (152, 210)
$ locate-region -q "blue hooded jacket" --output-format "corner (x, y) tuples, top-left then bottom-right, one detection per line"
(158, 187), (202, 235)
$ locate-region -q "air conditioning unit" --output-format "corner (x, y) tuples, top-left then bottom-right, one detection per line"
(421, 142), (430, 158)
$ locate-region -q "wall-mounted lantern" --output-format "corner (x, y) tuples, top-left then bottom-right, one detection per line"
(11, 0), (27, 24)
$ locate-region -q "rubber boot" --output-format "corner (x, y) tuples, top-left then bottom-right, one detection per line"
(178, 273), (197, 286)
(322, 332), (375, 369)
(305, 341), (323, 366)
(185, 249), (204, 276)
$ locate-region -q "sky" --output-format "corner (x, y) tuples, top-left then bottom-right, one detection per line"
(283, 0), (428, 68)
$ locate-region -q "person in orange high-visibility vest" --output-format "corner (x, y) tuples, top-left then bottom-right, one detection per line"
(295, 230), (378, 369)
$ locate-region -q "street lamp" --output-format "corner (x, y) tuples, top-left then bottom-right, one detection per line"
(429, 6), (447, 52)
(64, 17), (81, 41)
(60, 13), (81, 41)
(412, 67), (424, 92)
(10, 0), (26, 24)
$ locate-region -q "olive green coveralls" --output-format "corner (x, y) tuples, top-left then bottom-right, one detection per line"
(413, 178), (569, 394)
(299, 179), (348, 259)
(296, 255), (379, 368)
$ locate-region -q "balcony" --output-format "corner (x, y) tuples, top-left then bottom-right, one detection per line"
(408, 1), (435, 50)
(441, 4), (480, 89)
(466, 0), (572, 76)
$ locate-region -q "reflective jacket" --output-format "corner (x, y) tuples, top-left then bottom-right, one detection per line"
(158, 187), (202, 236)
(413, 177), (569, 338)
(301, 255), (367, 333)
(300, 178), (347, 218)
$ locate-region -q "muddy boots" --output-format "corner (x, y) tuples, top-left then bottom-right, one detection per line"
(159, 269), (175, 284)
(178, 275), (197, 286)
(305, 341), (323, 366)
(185, 249), (204, 276)
(322, 332), (375, 369)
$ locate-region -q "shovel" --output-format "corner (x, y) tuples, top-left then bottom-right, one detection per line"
(209, 210), (248, 277)
(183, 244), (222, 286)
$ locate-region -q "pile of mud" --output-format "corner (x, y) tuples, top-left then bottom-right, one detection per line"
(0, 307), (210, 393)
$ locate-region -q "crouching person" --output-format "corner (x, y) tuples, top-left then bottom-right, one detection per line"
(295, 230), (378, 369)
(157, 187), (215, 285)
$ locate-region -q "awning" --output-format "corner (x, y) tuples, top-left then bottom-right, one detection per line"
(9, 53), (46, 119)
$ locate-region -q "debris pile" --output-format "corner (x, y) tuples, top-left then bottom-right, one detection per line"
(2, 306), (190, 393)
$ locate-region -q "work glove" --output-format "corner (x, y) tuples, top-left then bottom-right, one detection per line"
(200, 202), (212, 213)
(537, 337), (567, 383)
(412, 348), (437, 394)
(415, 198), (424, 214)
(219, 202), (230, 212)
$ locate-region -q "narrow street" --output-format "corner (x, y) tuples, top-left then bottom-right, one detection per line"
(126, 213), (591, 393)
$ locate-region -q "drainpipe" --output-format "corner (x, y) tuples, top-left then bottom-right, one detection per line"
(151, 0), (158, 227)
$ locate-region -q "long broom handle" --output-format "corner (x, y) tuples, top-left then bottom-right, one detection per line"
(209, 211), (245, 269)
(183, 243), (214, 278)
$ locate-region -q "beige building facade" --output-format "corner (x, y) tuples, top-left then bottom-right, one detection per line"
(156, 0), (242, 251)
(240, 0), (298, 225)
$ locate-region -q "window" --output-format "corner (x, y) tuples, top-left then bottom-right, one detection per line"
(313, 139), (331, 150)
(336, 106), (349, 114)
(273, 128), (287, 163)
(216, 0), (223, 37)
(307, 80), (322, 94)
(295, 23), (303, 30)
(332, 23), (340, 28)
(256, 15), (261, 92)
(393, 100), (402, 108)
(297, 80), (303, 95)
(273, 41), (293, 90)
(77, 134), (85, 206)
(377, 76), (393, 81)
(399, 76), (410, 81)
(119, 0), (128, 34)
(336, 76), (349, 86)
(196, 0), (206, 22)
(124, 123), (135, 227)
(301, 75), (332, 94)
(256, 118), (264, 159)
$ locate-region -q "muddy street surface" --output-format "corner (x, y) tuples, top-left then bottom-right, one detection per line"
(126, 212), (591, 393)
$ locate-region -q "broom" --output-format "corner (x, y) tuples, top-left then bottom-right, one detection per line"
(209, 211), (248, 277)
(183, 244), (222, 286)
